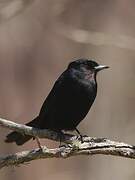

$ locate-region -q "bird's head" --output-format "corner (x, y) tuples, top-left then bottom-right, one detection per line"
(68, 59), (109, 74)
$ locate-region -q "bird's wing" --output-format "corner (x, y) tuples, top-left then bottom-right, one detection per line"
(39, 71), (68, 117)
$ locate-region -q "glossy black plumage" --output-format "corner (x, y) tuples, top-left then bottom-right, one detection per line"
(5, 59), (109, 145)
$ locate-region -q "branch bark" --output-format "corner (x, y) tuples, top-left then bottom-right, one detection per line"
(0, 117), (135, 169)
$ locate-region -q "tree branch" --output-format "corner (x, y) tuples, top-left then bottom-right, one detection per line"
(0, 117), (135, 169)
(57, 24), (135, 51)
(0, 117), (74, 142)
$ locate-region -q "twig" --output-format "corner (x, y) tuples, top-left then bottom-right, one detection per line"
(0, 117), (135, 169)
(57, 24), (135, 51)
(0, 117), (74, 142)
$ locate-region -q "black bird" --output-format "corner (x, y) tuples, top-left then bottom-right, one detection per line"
(5, 59), (109, 145)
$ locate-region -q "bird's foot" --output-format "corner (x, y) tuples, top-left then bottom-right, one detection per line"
(79, 135), (84, 143)
(77, 135), (89, 143)
(75, 128), (84, 143)
(59, 143), (72, 148)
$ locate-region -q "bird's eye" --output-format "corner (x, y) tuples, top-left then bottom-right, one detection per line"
(86, 64), (93, 70)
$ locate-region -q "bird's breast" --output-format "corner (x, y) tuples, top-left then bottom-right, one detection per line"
(67, 74), (97, 110)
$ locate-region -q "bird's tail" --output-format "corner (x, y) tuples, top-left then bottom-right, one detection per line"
(5, 117), (40, 145)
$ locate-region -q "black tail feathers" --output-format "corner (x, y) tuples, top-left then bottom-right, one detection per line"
(5, 117), (40, 145)
(5, 131), (32, 145)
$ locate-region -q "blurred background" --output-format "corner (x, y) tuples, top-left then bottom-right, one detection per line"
(0, 0), (135, 179)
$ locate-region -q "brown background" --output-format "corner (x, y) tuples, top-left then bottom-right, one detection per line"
(1, 0), (135, 180)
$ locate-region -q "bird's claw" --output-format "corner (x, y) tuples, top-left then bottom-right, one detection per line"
(59, 144), (72, 148)
(76, 135), (84, 143)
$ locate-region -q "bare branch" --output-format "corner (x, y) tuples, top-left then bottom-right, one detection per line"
(0, 137), (135, 169)
(56, 23), (135, 51)
(0, 117), (135, 169)
(0, 117), (74, 143)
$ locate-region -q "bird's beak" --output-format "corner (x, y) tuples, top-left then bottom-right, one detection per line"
(94, 65), (109, 71)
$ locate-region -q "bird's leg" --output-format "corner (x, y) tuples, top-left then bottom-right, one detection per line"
(35, 137), (42, 149)
(75, 128), (83, 142)
(58, 131), (72, 148)
(56, 130), (70, 148)
(59, 132), (62, 147)
(53, 130), (64, 147)
(58, 130), (65, 147)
